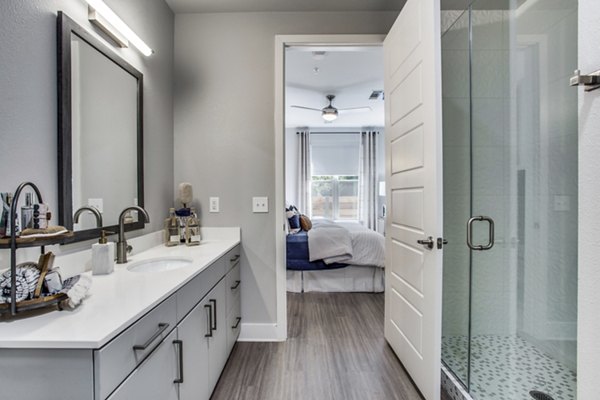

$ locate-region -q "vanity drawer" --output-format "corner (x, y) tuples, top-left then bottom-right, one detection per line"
(176, 259), (223, 322)
(225, 245), (241, 272)
(94, 295), (177, 400)
(226, 263), (241, 314)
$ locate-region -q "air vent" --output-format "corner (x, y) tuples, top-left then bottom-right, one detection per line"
(369, 90), (384, 100)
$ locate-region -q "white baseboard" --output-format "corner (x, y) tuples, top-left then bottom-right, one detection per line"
(238, 323), (286, 342)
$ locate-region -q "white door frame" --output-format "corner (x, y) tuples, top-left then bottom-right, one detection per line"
(274, 34), (385, 340)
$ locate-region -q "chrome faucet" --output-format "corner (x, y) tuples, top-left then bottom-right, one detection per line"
(116, 206), (150, 264)
(73, 206), (103, 228)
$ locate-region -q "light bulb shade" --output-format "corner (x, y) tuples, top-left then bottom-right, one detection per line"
(322, 109), (338, 121)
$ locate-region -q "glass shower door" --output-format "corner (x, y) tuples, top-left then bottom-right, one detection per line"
(468, 1), (578, 399)
(441, 1), (578, 399)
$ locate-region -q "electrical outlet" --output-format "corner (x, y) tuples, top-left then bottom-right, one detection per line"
(88, 198), (104, 213)
(252, 197), (268, 213)
(209, 197), (219, 213)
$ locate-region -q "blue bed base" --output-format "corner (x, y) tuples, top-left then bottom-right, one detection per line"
(286, 231), (347, 271)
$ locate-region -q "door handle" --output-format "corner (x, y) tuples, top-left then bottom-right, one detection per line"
(210, 299), (217, 331)
(467, 216), (495, 250)
(173, 339), (184, 384)
(417, 236), (435, 250)
(204, 304), (213, 337)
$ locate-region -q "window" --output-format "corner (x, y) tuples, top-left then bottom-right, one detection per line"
(311, 175), (359, 220)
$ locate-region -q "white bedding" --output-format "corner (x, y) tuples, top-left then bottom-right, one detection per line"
(307, 220), (385, 268)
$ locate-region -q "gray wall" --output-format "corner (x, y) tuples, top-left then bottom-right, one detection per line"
(0, 0), (174, 240)
(174, 11), (397, 324)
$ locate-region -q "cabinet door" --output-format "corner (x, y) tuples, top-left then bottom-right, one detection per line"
(107, 329), (179, 400)
(178, 296), (211, 400)
(207, 278), (228, 391)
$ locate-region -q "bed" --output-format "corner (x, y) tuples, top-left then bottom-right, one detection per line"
(286, 220), (385, 293)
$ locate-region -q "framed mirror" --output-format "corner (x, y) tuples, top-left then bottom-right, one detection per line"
(57, 11), (144, 242)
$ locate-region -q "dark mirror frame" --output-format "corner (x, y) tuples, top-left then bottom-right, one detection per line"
(57, 11), (144, 243)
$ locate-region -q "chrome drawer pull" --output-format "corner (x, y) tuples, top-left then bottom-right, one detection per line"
(133, 322), (170, 351)
(210, 299), (217, 330)
(230, 280), (241, 290)
(173, 340), (184, 384)
(231, 317), (241, 329)
(230, 255), (240, 263)
(204, 304), (213, 337)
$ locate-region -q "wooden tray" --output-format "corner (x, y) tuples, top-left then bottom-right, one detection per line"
(0, 293), (69, 315)
(0, 232), (74, 249)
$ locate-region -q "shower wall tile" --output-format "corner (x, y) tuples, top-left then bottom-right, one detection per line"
(443, 97), (470, 147)
(471, 10), (507, 51)
(471, 50), (507, 98)
(443, 50), (470, 98)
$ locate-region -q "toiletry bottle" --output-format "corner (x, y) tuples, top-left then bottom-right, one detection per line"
(92, 230), (115, 275)
(185, 207), (201, 246)
(21, 193), (34, 231)
(164, 208), (180, 246)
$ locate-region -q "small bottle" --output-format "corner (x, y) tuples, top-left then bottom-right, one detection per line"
(164, 208), (180, 247)
(92, 230), (115, 275)
(185, 208), (201, 246)
(21, 193), (34, 231)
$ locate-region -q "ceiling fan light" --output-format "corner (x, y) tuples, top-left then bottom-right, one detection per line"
(322, 109), (338, 121)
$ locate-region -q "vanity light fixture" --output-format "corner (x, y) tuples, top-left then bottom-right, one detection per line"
(84, 0), (154, 56)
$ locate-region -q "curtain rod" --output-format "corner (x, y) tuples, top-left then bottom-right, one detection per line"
(296, 131), (379, 135)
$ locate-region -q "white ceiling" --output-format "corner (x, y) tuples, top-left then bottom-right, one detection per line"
(165, 0), (405, 13)
(285, 47), (384, 128)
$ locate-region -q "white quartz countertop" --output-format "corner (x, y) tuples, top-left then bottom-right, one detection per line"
(0, 232), (240, 349)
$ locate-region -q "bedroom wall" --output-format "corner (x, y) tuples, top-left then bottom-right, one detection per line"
(0, 0), (174, 239)
(174, 11), (397, 331)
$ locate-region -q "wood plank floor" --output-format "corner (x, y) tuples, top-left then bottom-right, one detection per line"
(211, 292), (424, 400)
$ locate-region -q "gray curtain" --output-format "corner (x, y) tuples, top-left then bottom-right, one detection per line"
(297, 130), (311, 216)
(359, 131), (378, 230)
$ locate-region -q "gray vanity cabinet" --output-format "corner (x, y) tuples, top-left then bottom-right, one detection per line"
(106, 329), (179, 400)
(0, 245), (241, 400)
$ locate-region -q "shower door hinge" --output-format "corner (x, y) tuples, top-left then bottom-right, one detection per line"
(570, 69), (600, 92)
(437, 237), (448, 249)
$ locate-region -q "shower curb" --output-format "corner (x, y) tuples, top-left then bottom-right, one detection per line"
(441, 364), (473, 400)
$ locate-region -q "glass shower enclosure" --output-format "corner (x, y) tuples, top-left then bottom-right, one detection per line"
(441, 1), (578, 399)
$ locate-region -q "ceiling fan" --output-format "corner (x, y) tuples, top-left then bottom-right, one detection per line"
(290, 94), (372, 122)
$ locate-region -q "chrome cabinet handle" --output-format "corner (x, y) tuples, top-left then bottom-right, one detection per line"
(230, 255), (240, 263)
(210, 299), (217, 330)
(416, 236), (435, 250)
(231, 317), (241, 330)
(204, 304), (213, 337)
(173, 339), (184, 384)
(230, 280), (241, 290)
(133, 323), (170, 351)
(467, 216), (495, 250)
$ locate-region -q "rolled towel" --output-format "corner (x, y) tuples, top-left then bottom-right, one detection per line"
(0, 263), (40, 303)
(60, 274), (92, 308)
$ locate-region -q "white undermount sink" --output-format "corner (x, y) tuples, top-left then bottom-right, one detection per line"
(127, 257), (193, 273)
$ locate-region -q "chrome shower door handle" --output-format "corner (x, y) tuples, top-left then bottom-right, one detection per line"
(467, 216), (495, 251)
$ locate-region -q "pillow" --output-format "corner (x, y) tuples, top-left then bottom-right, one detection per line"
(286, 206), (301, 233)
(299, 215), (312, 231)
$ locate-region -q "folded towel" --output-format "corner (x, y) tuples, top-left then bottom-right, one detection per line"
(0, 263), (40, 303)
(61, 274), (92, 308)
(20, 226), (68, 238)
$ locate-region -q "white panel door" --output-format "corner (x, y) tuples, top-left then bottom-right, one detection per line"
(383, 0), (443, 399)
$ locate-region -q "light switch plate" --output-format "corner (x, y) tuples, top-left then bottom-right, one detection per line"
(252, 197), (268, 213)
(88, 198), (104, 213)
(209, 197), (220, 213)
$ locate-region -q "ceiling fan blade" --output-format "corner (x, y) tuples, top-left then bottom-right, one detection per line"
(290, 105), (323, 112)
(338, 106), (373, 113)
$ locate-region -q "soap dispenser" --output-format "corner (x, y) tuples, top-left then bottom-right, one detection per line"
(92, 230), (115, 275)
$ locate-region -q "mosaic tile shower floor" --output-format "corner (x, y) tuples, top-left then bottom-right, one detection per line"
(442, 335), (577, 400)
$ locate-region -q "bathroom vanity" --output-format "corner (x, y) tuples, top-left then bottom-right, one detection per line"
(0, 229), (241, 400)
